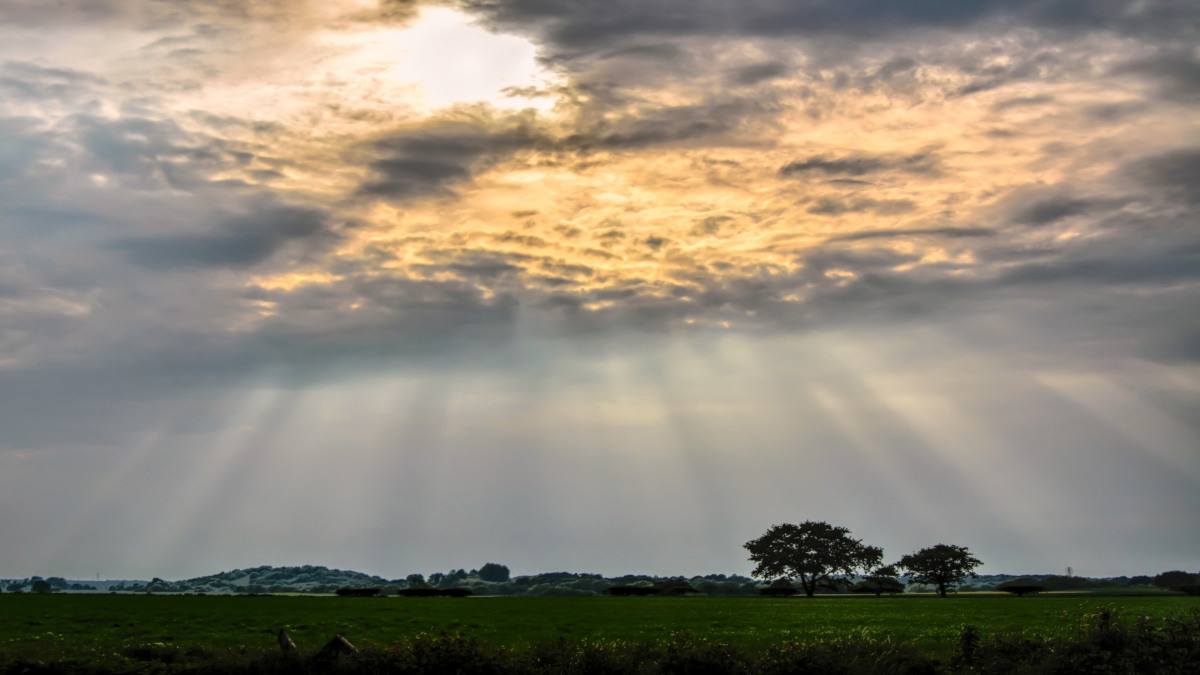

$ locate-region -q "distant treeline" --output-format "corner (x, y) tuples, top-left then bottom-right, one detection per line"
(4, 566), (1197, 596)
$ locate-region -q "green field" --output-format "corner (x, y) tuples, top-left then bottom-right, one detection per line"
(1, 593), (1196, 663)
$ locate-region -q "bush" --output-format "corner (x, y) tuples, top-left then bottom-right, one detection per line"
(335, 587), (382, 597)
(478, 563), (511, 583)
(397, 587), (473, 597)
(994, 581), (1048, 597)
(605, 586), (659, 596)
(959, 607), (1200, 675)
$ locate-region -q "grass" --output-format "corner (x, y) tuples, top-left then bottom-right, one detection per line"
(0, 593), (1196, 664)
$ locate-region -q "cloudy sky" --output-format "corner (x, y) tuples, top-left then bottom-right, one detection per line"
(1, 0), (1198, 582)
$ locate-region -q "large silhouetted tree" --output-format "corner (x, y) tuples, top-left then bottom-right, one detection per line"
(745, 521), (883, 597)
(897, 544), (982, 597)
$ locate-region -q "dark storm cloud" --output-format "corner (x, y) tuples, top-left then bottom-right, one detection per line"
(359, 121), (538, 200)
(996, 246), (1200, 287)
(825, 227), (995, 243)
(115, 205), (333, 270)
(361, 157), (473, 198)
(780, 153), (936, 177)
(359, 100), (768, 202)
(1128, 148), (1200, 205)
(413, 249), (528, 281)
(1114, 49), (1200, 103)
(578, 98), (766, 150)
(466, 0), (1200, 48)
(727, 61), (789, 86)
(1009, 195), (1103, 226)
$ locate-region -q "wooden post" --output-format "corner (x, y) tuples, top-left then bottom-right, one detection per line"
(277, 629), (299, 657)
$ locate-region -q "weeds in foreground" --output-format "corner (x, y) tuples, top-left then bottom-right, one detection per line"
(0, 609), (1196, 674)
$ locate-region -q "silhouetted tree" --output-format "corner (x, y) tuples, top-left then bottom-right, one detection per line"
(405, 574), (427, 588)
(745, 521), (883, 597)
(897, 544), (982, 597)
(852, 566), (905, 596)
(1154, 570), (1197, 591)
(478, 563), (510, 582)
(30, 579), (52, 594)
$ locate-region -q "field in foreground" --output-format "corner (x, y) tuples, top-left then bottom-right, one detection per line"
(1, 594), (1197, 662)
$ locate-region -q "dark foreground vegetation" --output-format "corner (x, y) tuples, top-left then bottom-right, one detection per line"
(2, 608), (1199, 674)
(1, 595), (1198, 674)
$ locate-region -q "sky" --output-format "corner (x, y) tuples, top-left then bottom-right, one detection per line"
(1, 0), (1198, 582)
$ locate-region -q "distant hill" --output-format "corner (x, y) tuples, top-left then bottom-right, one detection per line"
(165, 565), (392, 594)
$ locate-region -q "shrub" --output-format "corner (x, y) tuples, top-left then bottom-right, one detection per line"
(758, 587), (799, 597)
(335, 587), (382, 597)
(397, 587), (473, 597)
(605, 586), (659, 596)
(994, 581), (1048, 597)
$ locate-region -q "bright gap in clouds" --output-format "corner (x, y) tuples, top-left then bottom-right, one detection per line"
(385, 7), (555, 111)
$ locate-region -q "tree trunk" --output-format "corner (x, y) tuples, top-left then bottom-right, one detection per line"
(800, 575), (816, 597)
(936, 582), (947, 597)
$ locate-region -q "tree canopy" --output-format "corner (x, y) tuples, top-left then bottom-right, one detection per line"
(744, 521), (883, 597)
(478, 563), (511, 582)
(1153, 570), (1197, 591)
(897, 544), (982, 597)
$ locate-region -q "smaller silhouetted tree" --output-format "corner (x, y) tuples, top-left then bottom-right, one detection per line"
(852, 566), (905, 596)
(897, 544), (982, 597)
(30, 580), (52, 594)
(478, 563), (511, 582)
(405, 574), (427, 588)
